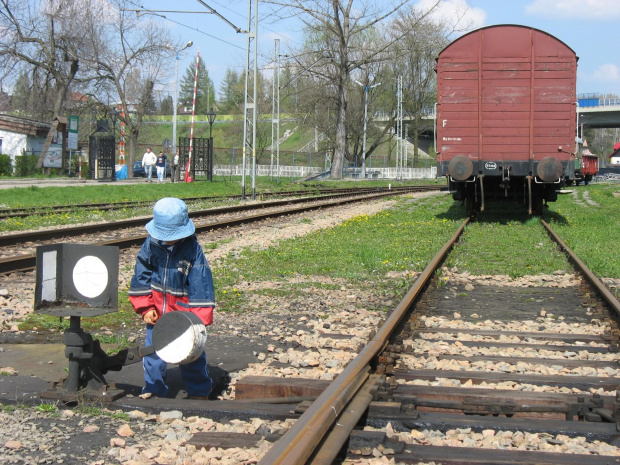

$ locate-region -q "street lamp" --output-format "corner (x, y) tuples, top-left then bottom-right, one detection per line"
(206, 107), (216, 181)
(172, 40), (193, 159)
(355, 80), (380, 179)
(109, 108), (119, 134)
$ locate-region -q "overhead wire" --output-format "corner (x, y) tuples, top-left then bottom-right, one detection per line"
(124, 0), (246, 52)
(125, 0), (303, 67)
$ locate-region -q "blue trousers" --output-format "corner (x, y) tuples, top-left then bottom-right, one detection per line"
(142, 324), (212, 398)
(145, 164), (154, 181)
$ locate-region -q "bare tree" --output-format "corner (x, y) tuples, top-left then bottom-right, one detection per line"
(85, 0), (178, 173)
(0, 0), (176, 174)
(0, 0), (106, 119)
(263, 0), (442, 178)
(0, 0), (114, 170)
(388, 9), (451, 165)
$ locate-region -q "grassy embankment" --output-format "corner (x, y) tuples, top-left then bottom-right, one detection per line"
(139, 117), (433, 168)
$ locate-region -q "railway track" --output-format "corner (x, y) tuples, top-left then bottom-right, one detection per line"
(3, 196), (620, 463)
(257, 218), (620, 464)
(100, 217), (619, 464)
(0, 185), (438, 274)
(0, 186), (395, 220)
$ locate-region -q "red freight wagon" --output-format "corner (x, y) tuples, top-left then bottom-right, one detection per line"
(435, 25), (578, 215)
(575, 153), (598, 185)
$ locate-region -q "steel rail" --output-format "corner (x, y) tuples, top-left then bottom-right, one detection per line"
(258, 217), (470, 465)
(0, 186), (418, 220)
(0, 186), (438, 246)
(0, 187), (441, 274)
(541, 219), (620, 318)
(0, 193), (344, 246)
(0, 187), (378, 220)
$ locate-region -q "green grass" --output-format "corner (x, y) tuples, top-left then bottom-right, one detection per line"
(36, 403), (58, 413)
(441, 184), (620, 279)
(546, 184), (620, 278)
(211, 183), (620, 316)
(445, 214), (570, 278)
(7, 180), (619, 331)
(214, 194), (463, 289)
(0, 178), (438, 233)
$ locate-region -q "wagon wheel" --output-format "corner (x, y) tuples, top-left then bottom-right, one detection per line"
(532, 195), (544, 217)
(465, 192), (478, 217)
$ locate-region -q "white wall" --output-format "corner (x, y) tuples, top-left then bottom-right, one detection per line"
(611, 156), (620, 165)
(0, 130), (27, 158)
(0, 129), (46, 167)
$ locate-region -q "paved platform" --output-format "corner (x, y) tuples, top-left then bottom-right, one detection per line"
(0, 177), (150, 189)
(0, 332), (265, 406)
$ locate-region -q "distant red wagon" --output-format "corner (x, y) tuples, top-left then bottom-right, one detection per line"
(575, 153), (598, 185)
(435, 25), (578, 215)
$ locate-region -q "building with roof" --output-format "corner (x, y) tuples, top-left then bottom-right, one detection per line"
(0, 114), (51, 155)
(0, 115), (52, 168)
(610, 142), (620, 165)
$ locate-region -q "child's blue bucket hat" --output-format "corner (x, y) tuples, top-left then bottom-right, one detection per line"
(146, 197), (195, 241)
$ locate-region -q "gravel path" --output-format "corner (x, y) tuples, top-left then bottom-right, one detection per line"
(0, 192), (432, 464)
(2, 190), (620, 464)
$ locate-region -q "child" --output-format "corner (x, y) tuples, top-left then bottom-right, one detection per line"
(128, 197), (214, 399)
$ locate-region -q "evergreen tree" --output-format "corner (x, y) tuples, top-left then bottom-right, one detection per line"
(10, 71), (34, 114)
(218, 67), (242, 113)
(160, 95), (173, 115)
(179, 56), (215, 114)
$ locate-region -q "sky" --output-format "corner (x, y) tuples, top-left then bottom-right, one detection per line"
(144, 0), (620, 99)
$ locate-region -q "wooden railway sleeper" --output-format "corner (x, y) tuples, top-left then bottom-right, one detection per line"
(368, 400), (419, 419)
(391, 395), (520, 417)
(383, 393), (620, 421)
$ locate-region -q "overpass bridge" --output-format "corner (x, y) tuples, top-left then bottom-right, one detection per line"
(376, 95), (620, 132)
(577, 95), (620, 129)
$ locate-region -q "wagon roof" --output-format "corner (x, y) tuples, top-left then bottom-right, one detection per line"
(437, 24), (577, 59)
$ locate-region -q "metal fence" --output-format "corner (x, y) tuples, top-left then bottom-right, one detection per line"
(211, 163), (437, 180)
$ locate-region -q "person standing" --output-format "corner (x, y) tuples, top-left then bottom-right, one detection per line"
(156, 151), (168, 183)
(171, 150), (180, 183)
(142, 147), (157, 183)
(128, 197), (215, 399)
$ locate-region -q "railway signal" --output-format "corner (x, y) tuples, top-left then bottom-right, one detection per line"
(33, 244), (207, 402)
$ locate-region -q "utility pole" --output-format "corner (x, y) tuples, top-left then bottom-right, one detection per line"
(271, 39), (280, 182)
(355, 80), (380, 179)
(242, 0), (259, 199)
(396, 76), (403, 180)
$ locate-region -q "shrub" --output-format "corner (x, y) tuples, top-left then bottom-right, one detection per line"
(0, 154), (12, 176)
(14, 152), (40, 177)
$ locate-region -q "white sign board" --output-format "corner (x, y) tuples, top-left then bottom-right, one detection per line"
(43, 146), (63, 168)
(68, 115), (79, 150)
